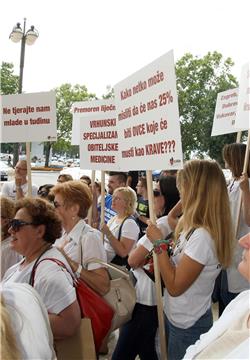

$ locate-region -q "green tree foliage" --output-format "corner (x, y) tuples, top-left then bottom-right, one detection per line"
(44, 83), (96, 166)
(176, 52), (238, 164)
(0, 62), (19, 160)
(0, 62), (19, 95)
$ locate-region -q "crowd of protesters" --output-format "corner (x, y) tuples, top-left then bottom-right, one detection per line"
(1, 144), (249, 359)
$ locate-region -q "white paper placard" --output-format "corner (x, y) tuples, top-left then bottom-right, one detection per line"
(78, 99), (120, 171)
(211, 88), (241, 136)
(114, 50), (183, 170)
(1, 91), (57, 143)
(71, 100), (116, 145)
(235, 62), (250, 129)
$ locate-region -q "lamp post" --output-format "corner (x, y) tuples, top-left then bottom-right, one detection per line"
(9, 18), (39, 166)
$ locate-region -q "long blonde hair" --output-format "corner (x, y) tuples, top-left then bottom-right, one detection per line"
(1, 296), (20, 360)
(176, 159), (233, 267)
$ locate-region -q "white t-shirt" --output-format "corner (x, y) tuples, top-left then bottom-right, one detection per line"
(1, 236), (22, 280)
(55, 219), (107, 270)
(184, 290), (250, 359)
(2, 247), (76, 314)
(164, 228), (221, 329)
(1, 282), (56, 360)
(132, 215), (172, 306)
(227, 179), (250, 293)
(1, 181), (38, 200)
(104, 216), (140, 262)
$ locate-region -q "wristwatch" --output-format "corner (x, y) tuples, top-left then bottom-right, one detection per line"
(74, 264), (82, 278)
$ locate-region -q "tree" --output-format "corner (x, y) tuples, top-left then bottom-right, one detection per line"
(175, 52), (238, 164)
(0, 62), (20, 164)
(0, 62), (19, 95)
(44, 83), (96, 166)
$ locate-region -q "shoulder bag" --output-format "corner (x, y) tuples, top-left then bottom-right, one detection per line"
(85, 257), (136, 331)
(29, 256), (114, 353)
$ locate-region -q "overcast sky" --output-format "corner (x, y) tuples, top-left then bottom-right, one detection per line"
(1, 0), (249, 98)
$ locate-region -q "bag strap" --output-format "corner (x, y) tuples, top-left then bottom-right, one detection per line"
(186, 228), (196, 241)
(29, 256), (75, 286)
(84, 257), (131, 280)
(28, 245), (53, 286)
(118, 215), (137, 241)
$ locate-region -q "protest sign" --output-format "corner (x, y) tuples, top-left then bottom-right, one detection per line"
(235, 62), (250, 129)
(211, 88), (241, 136)
(114, 50), (183, 170)
(1, 91), (57, 143)
(71, 100), (116, 145)
(76, 99), (120, 170)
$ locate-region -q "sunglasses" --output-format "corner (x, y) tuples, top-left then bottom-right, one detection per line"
(9, 219), (35, 232)
(38, 190), (49, 197)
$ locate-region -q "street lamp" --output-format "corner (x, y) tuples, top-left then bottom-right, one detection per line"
(9, 18), (39, 94)
(9, 18), (39, 167)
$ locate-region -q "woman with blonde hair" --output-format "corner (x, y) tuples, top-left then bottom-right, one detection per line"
(217, 143), (250, 314)
(52, 180), (110, 296)
(101, 186), (139, 266)
(146, 159), (234, 360)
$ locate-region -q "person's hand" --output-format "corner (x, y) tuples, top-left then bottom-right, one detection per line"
(15, 175), (22, 187)
(239, 173), (249, 193)
(57, 247), (78, 273)
(100, 222), (110, 236)
(146, 221), (163, 243)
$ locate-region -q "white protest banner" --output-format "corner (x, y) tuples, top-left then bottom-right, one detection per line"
(211, 88), (241, 136)
(114, 50), (183, 170)
(71, 100), (116, 145)
(235, 62), (250, 129)
(78, 99), (120, 170)
(1, 91), (57, 143)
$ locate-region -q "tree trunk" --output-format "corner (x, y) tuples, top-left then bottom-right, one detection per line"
(13, 143), (19, 167)
(44, 142), (52, 167)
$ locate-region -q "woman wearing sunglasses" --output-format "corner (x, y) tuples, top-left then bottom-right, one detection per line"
(52, 180), (110, 296)
(2, 197), (81, 340)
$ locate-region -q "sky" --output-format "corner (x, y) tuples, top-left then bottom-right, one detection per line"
(1, 0), (249, 98)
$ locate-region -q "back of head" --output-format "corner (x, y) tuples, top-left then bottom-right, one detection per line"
(37, 184), (55, 202)
(58, 174), (73, 183)
(80, 175), (91, 186)
(159, 175), (180, 215)
(1, 196), (15, 219)
(52, 180), (93, 219)
(176, 159), (233, 267)
(222, 143), (250, 178)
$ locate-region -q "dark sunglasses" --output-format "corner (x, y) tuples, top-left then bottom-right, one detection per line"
(9, 219), (35, 232)
(38, 190), (49, 197)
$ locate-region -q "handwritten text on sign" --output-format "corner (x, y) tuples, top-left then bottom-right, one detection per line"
(235, 63), (250, 130)
(114, 50), (183, 170)
(211, 88), (241, 136)
(1, 91), (57, 143)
